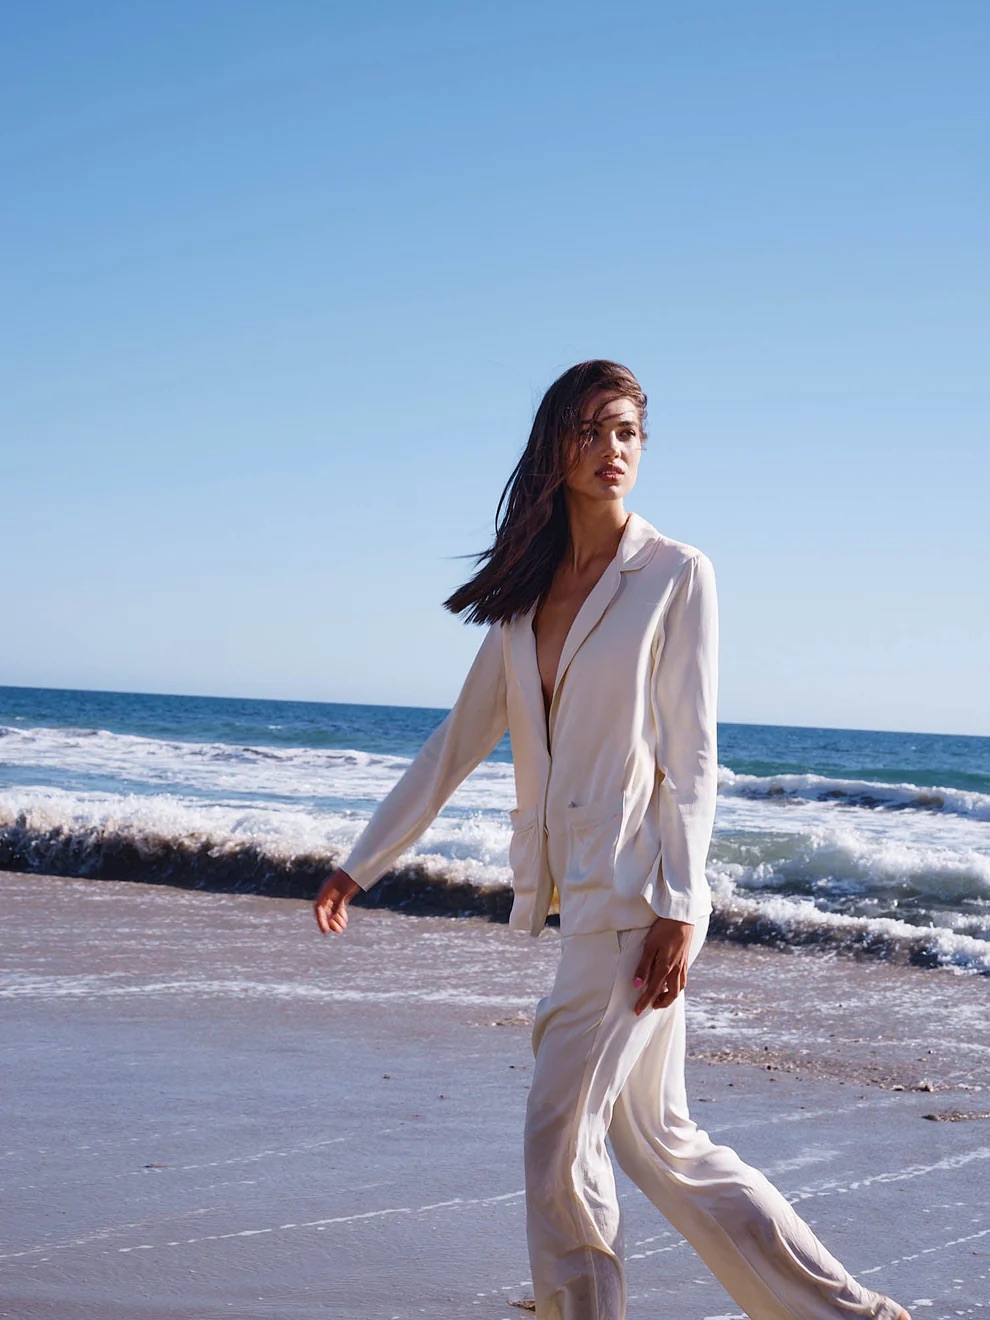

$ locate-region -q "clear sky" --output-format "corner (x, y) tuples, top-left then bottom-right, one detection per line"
(2, 1), (987, 736)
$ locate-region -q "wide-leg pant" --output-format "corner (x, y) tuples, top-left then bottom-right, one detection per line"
(524, 921), (902, 1320)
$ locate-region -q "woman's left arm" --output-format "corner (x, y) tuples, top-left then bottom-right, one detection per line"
(649, 551), (720, 926)
(632, 552), (719, 1011)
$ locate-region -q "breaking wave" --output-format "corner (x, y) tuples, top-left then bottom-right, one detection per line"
(2, 790), (987, 974)
(717, 767), (990, 820)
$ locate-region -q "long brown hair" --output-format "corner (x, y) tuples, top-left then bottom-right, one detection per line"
(444, 360), (648, 625)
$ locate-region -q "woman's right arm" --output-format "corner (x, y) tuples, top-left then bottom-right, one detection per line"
(314, 623), (507, 934)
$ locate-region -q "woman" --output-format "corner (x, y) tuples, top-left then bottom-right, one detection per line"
(313, 361), (910, 1320)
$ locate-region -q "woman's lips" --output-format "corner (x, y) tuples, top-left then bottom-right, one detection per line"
(596, 466), (623, 482)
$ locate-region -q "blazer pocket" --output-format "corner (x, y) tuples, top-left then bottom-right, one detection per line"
(508, 805), (540, 893)
(563, 800), (622, 891)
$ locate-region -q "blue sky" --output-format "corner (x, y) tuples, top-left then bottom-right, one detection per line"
(2, 1), (987, 735)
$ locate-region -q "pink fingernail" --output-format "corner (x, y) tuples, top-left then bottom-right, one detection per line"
(633, 977), (643, 987)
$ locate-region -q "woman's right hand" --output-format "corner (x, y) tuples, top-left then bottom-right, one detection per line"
(313, 868), (362, 935)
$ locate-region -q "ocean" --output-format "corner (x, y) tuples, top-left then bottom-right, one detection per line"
(1, 685), (988, 974)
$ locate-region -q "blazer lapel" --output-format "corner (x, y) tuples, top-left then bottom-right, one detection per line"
(550, 559), (622, 708)
(509, 512), (662, 748)
(548, 513), (660, 740)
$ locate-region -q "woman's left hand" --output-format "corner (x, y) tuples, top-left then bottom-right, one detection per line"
(632, 916), (694, 1015)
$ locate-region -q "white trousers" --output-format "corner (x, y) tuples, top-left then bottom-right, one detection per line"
(524, 922), (901, 1320)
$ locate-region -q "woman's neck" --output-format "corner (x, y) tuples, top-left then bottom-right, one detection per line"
(563, 498), (630, 574)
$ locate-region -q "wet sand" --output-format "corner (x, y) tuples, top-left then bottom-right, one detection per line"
(1, 871), (987, 1318)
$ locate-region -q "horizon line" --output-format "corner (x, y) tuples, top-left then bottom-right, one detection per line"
(0, 680), (985, 743)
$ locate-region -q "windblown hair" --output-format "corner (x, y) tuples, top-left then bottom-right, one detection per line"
(444, 360), (648, 625)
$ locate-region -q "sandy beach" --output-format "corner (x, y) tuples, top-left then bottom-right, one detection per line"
(1, 870), (987, 1319)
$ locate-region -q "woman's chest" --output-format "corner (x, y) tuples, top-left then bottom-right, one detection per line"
(529, 577), (665, 726)
(533, 587), (590, 715)
(532, 559), (623, 713)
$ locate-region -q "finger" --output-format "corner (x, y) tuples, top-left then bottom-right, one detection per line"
(633, 975), (657, 1014)
(313, 883), (336, 932)
(654, 967), (688, 1009)
(315, 891), (348, 935)
(635, 964), (670, 1016)
(632, 946), (655, 991)
(314, 901), (330, 934)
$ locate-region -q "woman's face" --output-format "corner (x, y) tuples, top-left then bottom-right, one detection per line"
(563, 390), (644, 504)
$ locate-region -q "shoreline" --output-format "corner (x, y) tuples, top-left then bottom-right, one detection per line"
(1, 853), (985, 977)
(2, 871), (987, 1318)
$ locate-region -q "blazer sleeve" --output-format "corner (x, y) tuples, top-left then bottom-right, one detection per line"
(339, 623), (508, 891)
(649, 552), (720, 924)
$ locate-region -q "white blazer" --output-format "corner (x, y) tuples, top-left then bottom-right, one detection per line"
(340, 512), (719, 938)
